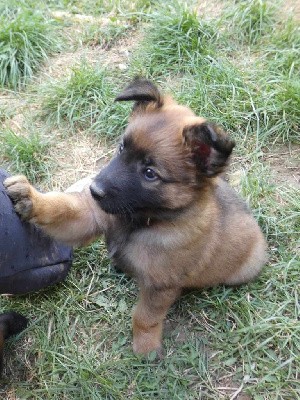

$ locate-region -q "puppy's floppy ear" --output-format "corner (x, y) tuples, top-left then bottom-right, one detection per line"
(115, 77), (163, 110)
(183, 121), (235, 177)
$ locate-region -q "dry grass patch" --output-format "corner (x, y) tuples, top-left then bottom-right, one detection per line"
(46, 133), (113, 191)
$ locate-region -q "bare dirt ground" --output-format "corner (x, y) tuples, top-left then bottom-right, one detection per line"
(47, 133), (115, 190)
(264, 144), (300, 188)
(197, 0), (226, 18)
(37, 23), (140, 82)
(282, 0), (300, 21)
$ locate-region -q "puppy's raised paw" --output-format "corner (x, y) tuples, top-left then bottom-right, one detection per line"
(4, 175), (34, 220)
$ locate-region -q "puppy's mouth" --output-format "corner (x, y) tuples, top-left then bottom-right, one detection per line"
(99, 203), (128, 215)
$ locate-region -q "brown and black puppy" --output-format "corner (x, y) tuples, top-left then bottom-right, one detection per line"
(4, 78), (267, 355)
(0, 312), (28, 375)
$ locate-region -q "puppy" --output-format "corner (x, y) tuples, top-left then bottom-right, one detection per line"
(4, 78), (267, 355)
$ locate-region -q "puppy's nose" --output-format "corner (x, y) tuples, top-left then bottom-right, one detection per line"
(90, 183), (106, 199)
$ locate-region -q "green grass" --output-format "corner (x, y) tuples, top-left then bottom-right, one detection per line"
(247, 16), (300, 143)
(0, 105), (13, 123)
(39, 62), (129, 138)
(130, 3), (219, 77)
(0, 0), (299, 398)
(46, 0), (154, 18)
(128, 1), (299, 143)
(240, 162), (299, 251)
(82, 18), (134, 49)
(218, 5), (300, 142)
(40, 63), (111, 130)
(0, 128), (51, 182)
(259, 77), (300, 143)
(224, 0), (276, 45)
(0, 3), (62, 89)
(266, 18), (300, 77)
(174, 59), (253, 133)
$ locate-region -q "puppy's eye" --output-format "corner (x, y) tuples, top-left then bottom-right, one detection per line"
(144, 168), (158, 181)
(119, 143), (124, 154)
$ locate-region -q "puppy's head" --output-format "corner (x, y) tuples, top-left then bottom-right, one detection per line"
(90, 78), (235, 218)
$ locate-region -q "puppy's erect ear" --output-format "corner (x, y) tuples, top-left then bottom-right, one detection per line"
(183, 121), (235, 177)
(115, 78), (163, 110)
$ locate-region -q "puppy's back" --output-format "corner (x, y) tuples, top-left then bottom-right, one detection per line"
(211, 177), (267, 286)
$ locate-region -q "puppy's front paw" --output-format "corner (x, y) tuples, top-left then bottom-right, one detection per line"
(4, 175), (34, 220)
(133, 330), (163, 356)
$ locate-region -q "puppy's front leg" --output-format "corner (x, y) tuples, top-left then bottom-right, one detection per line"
(4, 175), (104, 246)
(132, 285), (181, 355)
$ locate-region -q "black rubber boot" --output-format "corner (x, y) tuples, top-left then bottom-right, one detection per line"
(0, 169), (73, 294)
(0, 311), (28, 375)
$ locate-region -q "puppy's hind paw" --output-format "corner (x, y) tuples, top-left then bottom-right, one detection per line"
(4, 175), (34, 220)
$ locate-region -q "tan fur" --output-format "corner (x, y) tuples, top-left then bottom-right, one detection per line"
(4, 84), (267, 355)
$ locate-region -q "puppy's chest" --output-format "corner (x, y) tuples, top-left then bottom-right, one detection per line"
(105, 221), (166, 278)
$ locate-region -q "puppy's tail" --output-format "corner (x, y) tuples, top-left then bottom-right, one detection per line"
(0, 311), (28, 375)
